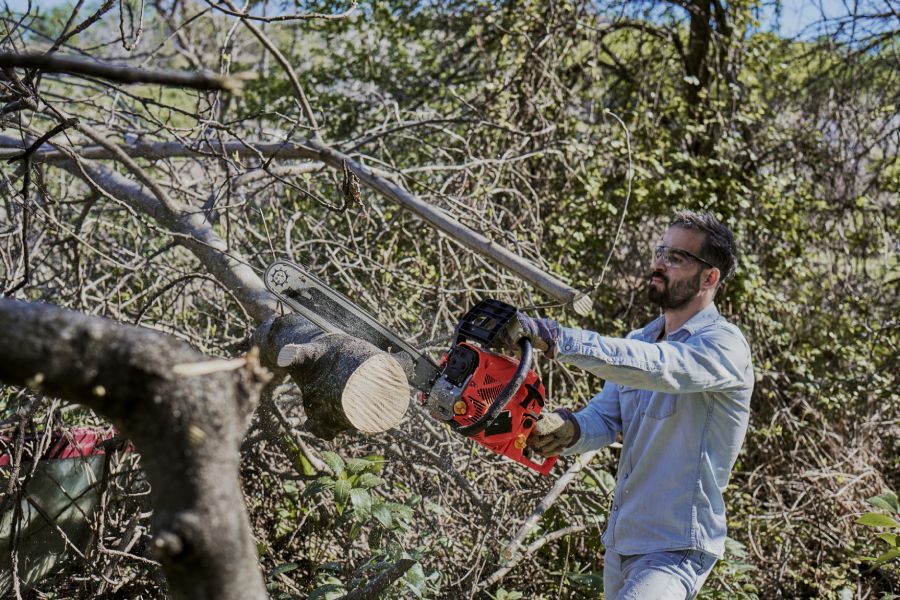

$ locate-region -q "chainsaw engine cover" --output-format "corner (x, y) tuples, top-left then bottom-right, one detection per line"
(448, 343), (544, 432)
(423, 342), (552, 472)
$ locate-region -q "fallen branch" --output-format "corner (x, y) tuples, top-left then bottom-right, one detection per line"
(253, 314), (409, 440)
(0, 299), (270, 599)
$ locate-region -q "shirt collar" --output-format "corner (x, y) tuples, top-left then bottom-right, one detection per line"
(644, 303), (720, 341)
(674, 303), (720, 337)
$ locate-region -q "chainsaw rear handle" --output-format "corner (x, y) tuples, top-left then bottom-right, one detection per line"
(454, 337), (532, 437)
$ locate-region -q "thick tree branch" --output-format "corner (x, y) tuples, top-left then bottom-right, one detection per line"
(253, 314), (409, 440)
(0, 299), (269, 600)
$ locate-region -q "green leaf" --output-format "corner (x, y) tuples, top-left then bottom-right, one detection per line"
(297, 454), (317, 477)
(346, 457), (376, 474)
(355, 473), (385, 489)
(270, 562), (299, 577)
(334, 479), (351, 507)
(303, 477), (335, 497)
(373, 503), (393, 528)
(870, 547), (900, 565)
(349, 521), (363, 539)
(388, 502), (414, 522)
(856, 513), (900, 528)
(566, 571), (604, 591)
(322, 451), (345, 476)
(308, 584), (345, 600)
(867, 492), (900, 513)
(361, 454), (385, 473)
(877, 533), (899, 547)
(351, 488), (373, 520)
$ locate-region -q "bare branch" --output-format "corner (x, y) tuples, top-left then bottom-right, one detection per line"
(0, 52), (246, 93)
(204, 0), (359, 23)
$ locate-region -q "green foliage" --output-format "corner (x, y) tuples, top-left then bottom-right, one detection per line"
(856, 492), (900, 567)
(699, 538), (759, 599)
(298, 450), (437, 598)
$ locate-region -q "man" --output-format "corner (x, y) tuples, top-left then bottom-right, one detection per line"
(508, 211), (753, 600)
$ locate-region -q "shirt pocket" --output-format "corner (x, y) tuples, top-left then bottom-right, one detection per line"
(639, 391), (677, 420)
(619, 386), (640, 425)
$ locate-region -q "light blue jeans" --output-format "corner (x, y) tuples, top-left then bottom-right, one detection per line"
(604, 549), (717, 600)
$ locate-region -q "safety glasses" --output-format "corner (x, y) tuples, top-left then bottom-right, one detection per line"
(654, 245), (716, 269)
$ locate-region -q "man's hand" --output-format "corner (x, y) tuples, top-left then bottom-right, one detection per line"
(527, 410), (578, 457)
(498, 311), (561, 355)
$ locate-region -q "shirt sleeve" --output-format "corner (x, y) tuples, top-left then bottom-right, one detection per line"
(554, 324), (751, 394)
(561, 381), (622, 456)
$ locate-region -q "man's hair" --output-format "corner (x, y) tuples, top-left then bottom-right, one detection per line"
(670, 210), (738, 283)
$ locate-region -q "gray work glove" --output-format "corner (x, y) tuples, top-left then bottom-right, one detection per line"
(527, 409), (579, 457)
(498, 311), (562, 356)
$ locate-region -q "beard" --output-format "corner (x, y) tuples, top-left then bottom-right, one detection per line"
(646, 269), (702, 309)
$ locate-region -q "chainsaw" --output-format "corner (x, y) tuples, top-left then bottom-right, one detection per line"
(264, 260), (558, 475)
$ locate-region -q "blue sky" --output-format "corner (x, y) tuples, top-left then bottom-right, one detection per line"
(0, 0), (882, 40)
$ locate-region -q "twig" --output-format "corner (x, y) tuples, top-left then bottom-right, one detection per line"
(0, 52), (246, 93)
(4, 118), (78, 163)
(219, 0), (320, 134)
(204, 0), (358, 22)
(479, 524), (589, 590)
(499, 449), (601, 561)
(337, 558), (416, 600)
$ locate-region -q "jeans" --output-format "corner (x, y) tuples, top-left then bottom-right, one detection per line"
(604, 549), (717, 600)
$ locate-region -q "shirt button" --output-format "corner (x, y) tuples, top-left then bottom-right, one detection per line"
(613, 505), (618, 511)
(565, 344), (572, 351)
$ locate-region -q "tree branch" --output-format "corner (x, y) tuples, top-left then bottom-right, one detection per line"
(0, 136), (591, 313)
(0, 299), (270, 600)
(0, 52), (245, 93)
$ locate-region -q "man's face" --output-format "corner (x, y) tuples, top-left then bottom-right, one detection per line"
(647, 227), (708, 309)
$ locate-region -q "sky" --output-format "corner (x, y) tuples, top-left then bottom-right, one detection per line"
(1, 0), (889, 40)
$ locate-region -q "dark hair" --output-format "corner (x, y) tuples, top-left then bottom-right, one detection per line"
(670, 210), (738, 283)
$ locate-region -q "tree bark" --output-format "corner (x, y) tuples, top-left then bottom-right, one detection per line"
(0, 299), (269, 599)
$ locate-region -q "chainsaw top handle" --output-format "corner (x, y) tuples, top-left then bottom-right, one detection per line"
(453, 337), (533, 437)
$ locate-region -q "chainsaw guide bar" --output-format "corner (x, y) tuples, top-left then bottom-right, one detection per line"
(264, 260), (440, 392)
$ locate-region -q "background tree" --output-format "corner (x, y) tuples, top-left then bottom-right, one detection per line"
(0, 0), (896, 598)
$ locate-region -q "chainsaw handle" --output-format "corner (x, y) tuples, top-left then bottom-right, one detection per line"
(455, 338), (532, 437)
(519, 451), (558, 475)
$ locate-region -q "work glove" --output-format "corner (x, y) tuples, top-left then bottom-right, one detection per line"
(527, 409), (579, 457)
(498, 311), (561, 356)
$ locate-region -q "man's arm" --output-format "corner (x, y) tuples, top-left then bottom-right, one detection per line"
(555, 325), (751, 394)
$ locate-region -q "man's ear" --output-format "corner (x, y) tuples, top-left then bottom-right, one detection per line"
(703, 267), (721, 290)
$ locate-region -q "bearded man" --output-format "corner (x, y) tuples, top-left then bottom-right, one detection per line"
(509, 211), (754, 600)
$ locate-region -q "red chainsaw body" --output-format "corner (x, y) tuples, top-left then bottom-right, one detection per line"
(434, 343), (557, 474)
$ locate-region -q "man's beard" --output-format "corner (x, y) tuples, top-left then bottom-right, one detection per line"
(646, 269), (702, 309)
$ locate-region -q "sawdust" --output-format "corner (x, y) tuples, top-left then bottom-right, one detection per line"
(342, 353), (409, 433)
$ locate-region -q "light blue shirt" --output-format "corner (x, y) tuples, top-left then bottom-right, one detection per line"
(556, 303), (753, 558)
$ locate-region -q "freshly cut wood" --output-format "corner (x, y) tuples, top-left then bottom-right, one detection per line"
(341, 353), (409, 433)
(256, 315), (410, 439)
